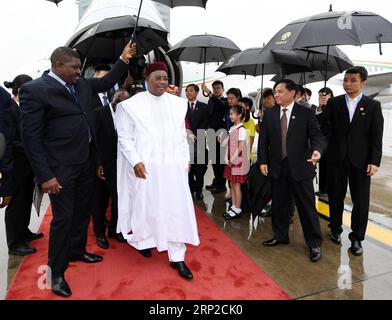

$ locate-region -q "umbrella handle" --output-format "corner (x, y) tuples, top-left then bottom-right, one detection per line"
(377, 34), (383, 55)
(202, 48), (210, 97)
(131, 0), (144, 43)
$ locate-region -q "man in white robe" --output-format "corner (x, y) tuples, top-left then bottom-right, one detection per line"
(115, 62), (199, 280)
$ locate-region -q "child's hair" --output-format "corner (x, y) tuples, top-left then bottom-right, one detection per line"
(231, 105), (245, 120)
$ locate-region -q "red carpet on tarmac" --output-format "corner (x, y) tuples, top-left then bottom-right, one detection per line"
(5, 205), (291, 300)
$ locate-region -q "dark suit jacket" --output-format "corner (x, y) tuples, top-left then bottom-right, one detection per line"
(93, 105), (117, 167)
(258, 103), (325, 182)
(20, 59), (128, 184)
(207, 96), (230, 131)
(186, 101), (208, 134)
(91, 94), (104, 110)
(7, 100), (34, 179)
(322, 94), (384, 168)
(0, 87), (13, 196)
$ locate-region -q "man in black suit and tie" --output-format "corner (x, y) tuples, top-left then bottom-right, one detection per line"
(258, 79), (324, 262)
(20, 42), (135, 297)
(322, 66), (384, 256)
(202, 81), (230, 194)
(93, 90), (130, 249)
(185, 84), (208, 200)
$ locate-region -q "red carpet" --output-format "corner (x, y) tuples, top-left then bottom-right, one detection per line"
(5, 205), (291, 300)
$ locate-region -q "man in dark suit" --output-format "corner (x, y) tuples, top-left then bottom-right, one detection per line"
(258, 79), (324, 262)
(0, 86), (13, 209)
(322, 66), (384, 256)
(185, 84), (208, 200)
(3, 75), (44, 257)
(202, 81), (230, 194)
(90, 64), (115, 249)
(93, 90), (130, 249)
(20, 42), (135, 298)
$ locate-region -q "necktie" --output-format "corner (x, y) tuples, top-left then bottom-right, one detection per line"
(102, 95), (110, 107)
(66, 84), (92, 143)
(281, 108), (288, 160)
(65, 83), (78, 103)
(191, 102), (195, 112)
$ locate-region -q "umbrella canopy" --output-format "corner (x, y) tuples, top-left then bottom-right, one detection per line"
(167, 34), (241, 85)
(167, 34), (241, 63)
(152, 0), (208, 8)
(46, 0), (62, 5)
(73, 15), (168, 60)
(271, 70), (340, 85)
(263, 10), (392, 51)
(216, 47), (311, 77)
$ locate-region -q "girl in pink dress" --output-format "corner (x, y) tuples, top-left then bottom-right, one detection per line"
(222, 105), (249, 220)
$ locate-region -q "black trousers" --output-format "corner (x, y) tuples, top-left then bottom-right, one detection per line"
(271, 159), (322, 248)
(328, 160), (371, 241)
(189, 145), (208, 193)
(92, 161), (118, 237)
(318, 156), (328, 194)
(5, 171), (35, 249)
(48, 155), (94, 278)
(210, 140), (226, 187)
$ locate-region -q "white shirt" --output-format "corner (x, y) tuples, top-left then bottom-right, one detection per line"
(280, 101), (295, 129)
(345, 93), (363, 122)
(48, 70), (67, 89)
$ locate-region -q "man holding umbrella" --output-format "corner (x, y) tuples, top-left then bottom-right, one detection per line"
(20, 41), (135, 298)
(322, 66), (384, 256)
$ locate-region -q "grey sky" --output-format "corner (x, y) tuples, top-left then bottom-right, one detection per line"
(1, 0), (392, 82)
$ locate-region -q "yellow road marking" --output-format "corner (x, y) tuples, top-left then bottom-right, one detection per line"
(317, 200), (392, 248)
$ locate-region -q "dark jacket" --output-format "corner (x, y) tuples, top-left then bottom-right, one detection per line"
(93, 105), (117, 167)
(19, 59), (128, 184)
(207, 96), (230, 131)
(258, 103), (325, 182)
(322, 94), (384, 168)
(0, 87), (13, 196)
(186, 100), (208, 134)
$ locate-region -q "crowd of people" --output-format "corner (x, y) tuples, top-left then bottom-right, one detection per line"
(0, 39), (384, 298)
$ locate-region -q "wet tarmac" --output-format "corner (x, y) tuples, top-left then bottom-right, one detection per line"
(1, 109), (391, 300)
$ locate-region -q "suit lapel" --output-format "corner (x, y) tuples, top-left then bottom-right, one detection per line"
(104, 107), (116, 134)
(43, 74), (78, 104)
(341, 95), (351, 126)
(350, 96), (366, 129)
(287, 103), (298, 137)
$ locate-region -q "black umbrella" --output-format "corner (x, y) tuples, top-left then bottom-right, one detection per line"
(167, 34), (241, 86)
(271, 70), (340, 86)
(152, 0), (208, 8)
(73, 15), (168, 61)
(46, 0), (62, 5)
(217, 46), (352, 88)
(216, 47), (311, 89)
(263, 8), (392, 86)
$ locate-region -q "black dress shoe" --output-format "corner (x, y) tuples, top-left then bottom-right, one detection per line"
(195, 191), (204, 200)
(70, 252), (103, 263)
(52, 276), (72, 298)
(96, 236), (109, 249)
(138, 249), (152, 258)
(170, 262), (193, 280)
(262, 238), (289, 247)
(206, 183), (216, 190)
(350, 241), (363, 256)
(210, 186), (227, 194)
(114, 233), (127, 243)
(25, 232), (44, 242)
(9, 244), (37, 256)
(329, 232), (342, 245)
(310, 247), (322, 262)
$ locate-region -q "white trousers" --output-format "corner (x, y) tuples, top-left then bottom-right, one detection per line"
(167, 242), (186, 262)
